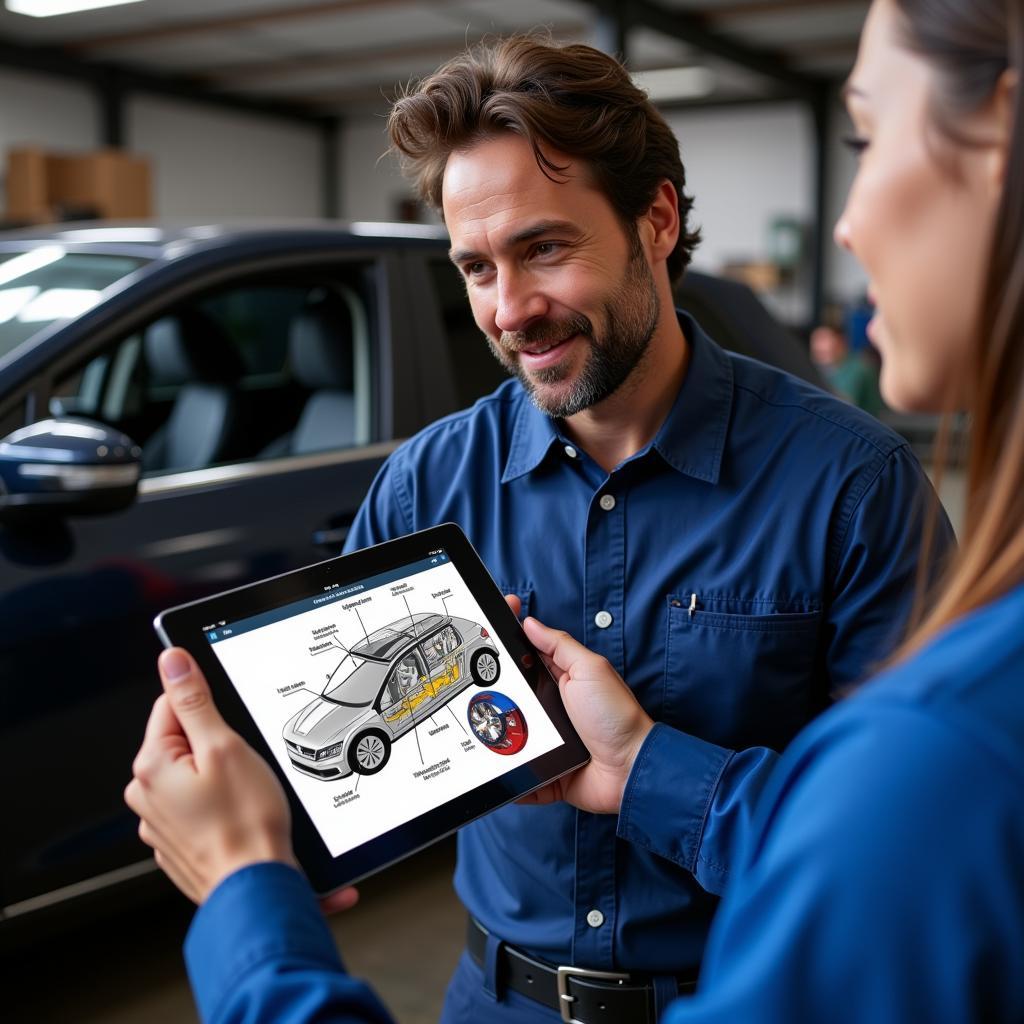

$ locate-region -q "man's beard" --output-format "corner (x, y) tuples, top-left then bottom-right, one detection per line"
(487, 248), (661, 418)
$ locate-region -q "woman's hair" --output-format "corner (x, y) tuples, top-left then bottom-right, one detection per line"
(893, 0), (1024, 657)
(387, 35), (701, 283)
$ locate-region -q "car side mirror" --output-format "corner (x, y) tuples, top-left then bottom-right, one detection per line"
(0, 417), (141, 522)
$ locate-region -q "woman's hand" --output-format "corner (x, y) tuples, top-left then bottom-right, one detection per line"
(124, 648), (359, 907)
(505, 597), (654, 815)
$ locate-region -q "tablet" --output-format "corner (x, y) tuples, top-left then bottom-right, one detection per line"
(154, 523), (589, 894)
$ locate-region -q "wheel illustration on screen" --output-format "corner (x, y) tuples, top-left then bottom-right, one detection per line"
(467, 691), (528, 755)
(347, 730), (391, 775)
(469, 647), (501, 685)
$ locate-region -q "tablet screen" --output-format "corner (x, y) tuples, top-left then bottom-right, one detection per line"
(204, 546), (564, 858)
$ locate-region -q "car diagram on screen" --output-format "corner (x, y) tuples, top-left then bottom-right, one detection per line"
(467, 691), (529, 755)
(283, 612), (500, 780)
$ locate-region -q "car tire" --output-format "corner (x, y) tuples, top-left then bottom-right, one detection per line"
(347, 730), (391, 775)
(470, 647), (500, 685)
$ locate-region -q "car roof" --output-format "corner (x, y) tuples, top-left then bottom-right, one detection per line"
(0, 219), (448, 262)
(350, 613), (453, 661)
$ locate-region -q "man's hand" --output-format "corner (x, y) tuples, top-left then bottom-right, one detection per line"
(126, 648), (313, 904)
(504, 597), (654, 815)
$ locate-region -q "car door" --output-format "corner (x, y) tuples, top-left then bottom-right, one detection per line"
(0, 251), (417, 916)
(379, 651), (428, 736)
(420, 624), (464, 707)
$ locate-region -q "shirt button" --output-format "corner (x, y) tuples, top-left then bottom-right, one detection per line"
(586, 909), (605, 928)
(564, 445), (578, 459)
(594, 610), (613, 629)
(599, 494), (616, 512)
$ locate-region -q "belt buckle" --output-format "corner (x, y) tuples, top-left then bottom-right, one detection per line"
(556, 964), (631, 1024)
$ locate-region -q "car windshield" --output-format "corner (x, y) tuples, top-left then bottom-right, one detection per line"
(322, 658), (384, 706)
(349, 613), (446, 660)
(0, 247), (149, 361)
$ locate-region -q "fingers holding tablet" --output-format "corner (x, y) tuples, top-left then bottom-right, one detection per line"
(125, 647), (297, 904)
(518, 616), (655, 816)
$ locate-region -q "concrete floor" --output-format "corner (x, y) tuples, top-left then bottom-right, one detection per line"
(7, 839), (463, 1024)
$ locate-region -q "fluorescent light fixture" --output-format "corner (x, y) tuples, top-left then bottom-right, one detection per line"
(6, 0), (146, 16)
(633, 66), (716, 102)
(0, 246), (63, 286)
(17, 288), (102, 322)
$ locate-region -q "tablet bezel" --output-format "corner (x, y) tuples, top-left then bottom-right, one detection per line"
(154, 522), (589, 894)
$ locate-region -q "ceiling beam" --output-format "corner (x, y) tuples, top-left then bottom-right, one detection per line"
(702, 0), (865, 20)
(582, 0), (829, 98)
(0, 33), (327, 126)
(196, 27), (586, 84)
(64, 0), (432, 53)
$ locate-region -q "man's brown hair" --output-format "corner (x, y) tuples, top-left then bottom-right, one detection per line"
(388, 35), (701, 283)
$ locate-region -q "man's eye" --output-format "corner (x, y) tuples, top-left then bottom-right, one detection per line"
(842, 134), (870, 155)
(533, 242), (559, 256)
(465, 262), (487, 276)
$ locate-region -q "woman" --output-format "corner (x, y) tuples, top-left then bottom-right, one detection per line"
(125, 1), (1024, 1020)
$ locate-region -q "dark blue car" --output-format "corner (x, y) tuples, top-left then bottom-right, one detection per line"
(0, 221), (822, 931)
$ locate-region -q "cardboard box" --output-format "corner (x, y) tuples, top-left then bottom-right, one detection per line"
(5, 147), (52, 223)
(5, 146), (153, 223)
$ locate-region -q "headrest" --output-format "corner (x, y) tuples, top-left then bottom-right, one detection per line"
(144, 311), (244, 386)
(289, 298), (354, 391)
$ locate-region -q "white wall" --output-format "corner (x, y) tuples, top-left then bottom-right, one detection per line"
(339, 114), (421, 223)
(0, 68), (99, 156)
(667, 103), (812, 274)
(127, 97), (322, 221)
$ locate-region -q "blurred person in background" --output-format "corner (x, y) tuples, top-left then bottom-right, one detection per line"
(810, 312), (884, 415)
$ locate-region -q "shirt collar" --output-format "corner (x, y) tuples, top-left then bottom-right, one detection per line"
(501, 310), (734, 485)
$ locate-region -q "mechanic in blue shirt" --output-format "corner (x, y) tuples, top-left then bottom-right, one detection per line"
(123, 26), (966, 1024)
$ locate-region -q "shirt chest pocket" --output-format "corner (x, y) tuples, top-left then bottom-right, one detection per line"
(662, 596), (821, 751)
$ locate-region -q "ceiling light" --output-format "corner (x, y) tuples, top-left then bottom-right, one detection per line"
(633, 66), (716, 102)
(6, 0), (147, 17)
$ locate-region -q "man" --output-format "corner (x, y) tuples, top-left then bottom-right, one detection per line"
(128, 35), (950, 1024)
(810, 315), (884, 415)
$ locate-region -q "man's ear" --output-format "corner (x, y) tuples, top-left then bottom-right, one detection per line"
(641, 179), (680, 264)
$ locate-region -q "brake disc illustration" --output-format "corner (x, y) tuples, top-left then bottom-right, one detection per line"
(467, 691), (528, 755)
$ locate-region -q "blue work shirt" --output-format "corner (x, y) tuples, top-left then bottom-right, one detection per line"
(184, 585), (1024, 1024)
(341, 312), (948, 973)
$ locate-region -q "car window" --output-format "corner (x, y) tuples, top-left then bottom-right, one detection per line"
(323, 659), (380, 707)
(44, 265), (375, 476)
(0, 248), (148, 361)
(422, 625), (461, 670)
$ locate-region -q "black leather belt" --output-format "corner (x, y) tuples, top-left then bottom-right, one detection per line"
(467, 917), (697, 1024)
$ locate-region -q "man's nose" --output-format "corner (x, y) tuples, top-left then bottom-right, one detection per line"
(494, 270), (548, 334)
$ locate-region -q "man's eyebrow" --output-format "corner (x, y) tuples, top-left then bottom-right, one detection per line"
(448, 220), (580, 265)
(841, 81), (867, 102)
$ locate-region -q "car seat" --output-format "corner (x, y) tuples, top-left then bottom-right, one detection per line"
(141, 310), (244, 472)
(261, 290), (363, 457)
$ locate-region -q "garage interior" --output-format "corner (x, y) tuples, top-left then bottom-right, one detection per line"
(1, 2), (966, 1022)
